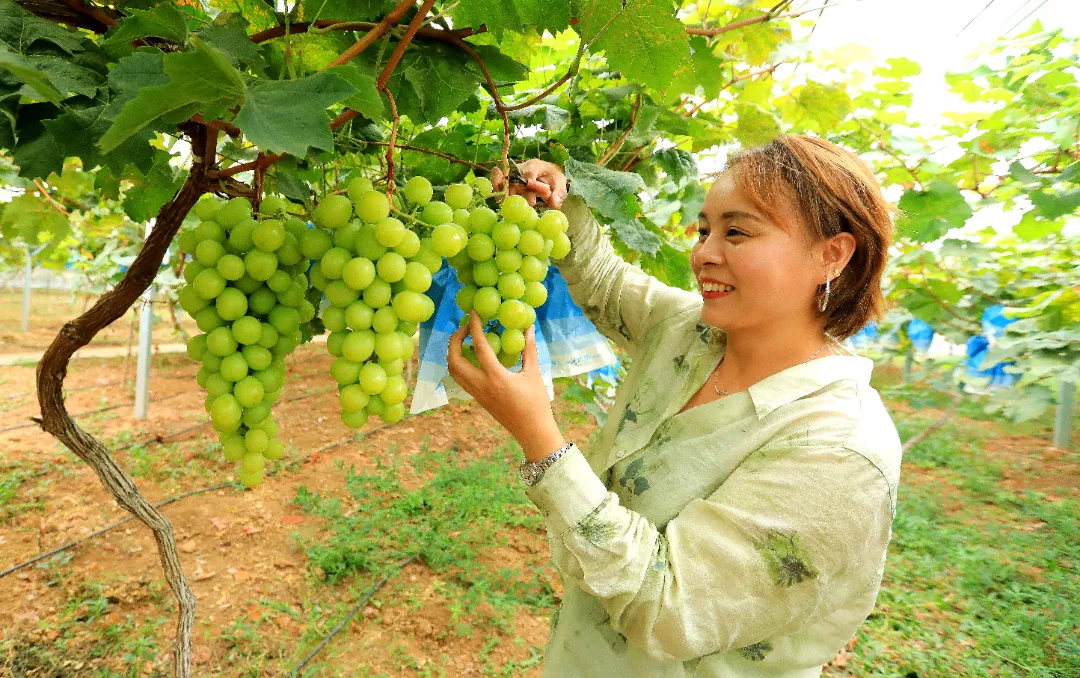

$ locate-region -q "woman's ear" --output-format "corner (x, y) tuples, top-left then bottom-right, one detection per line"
(822, 232), (856, 277)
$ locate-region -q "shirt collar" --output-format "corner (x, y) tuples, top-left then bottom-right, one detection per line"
(746, 354), (874, 420)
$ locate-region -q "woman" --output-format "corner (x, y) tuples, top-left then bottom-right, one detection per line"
(446, 134), (901, 677)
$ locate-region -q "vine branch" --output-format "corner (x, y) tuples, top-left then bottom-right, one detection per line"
(598, 90), (642, 167)
(321, 0), (416, 71)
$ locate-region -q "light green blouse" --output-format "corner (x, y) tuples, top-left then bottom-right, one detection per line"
(524, 195), (902, 677)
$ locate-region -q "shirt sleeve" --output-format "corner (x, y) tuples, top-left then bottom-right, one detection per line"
(524, 442), (895, 663)
(554, 194), (701, 355)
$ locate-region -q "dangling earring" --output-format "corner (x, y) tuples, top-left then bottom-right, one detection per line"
(820, 269), (839, 312)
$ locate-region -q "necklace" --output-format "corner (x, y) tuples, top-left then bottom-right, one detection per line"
(712, 341), (830, 397)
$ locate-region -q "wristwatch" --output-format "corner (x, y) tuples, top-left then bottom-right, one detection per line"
(519, 442), (574, 486)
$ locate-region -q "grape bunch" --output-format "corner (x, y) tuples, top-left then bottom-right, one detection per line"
(305, 178), (441, 429)
(408, 176), (571, 368)
(176, 194), (314, 488)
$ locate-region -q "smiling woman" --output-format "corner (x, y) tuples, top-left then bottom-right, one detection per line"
(449, 135), (902, 678)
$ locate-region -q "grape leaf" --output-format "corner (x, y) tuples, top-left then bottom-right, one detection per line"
(11, 103), (65, 179)
(44, 103), (156, 175)
(0, 193), (70, 245)
(1029, 188), (1080, 220)
(103, 49), (169, 119)
(0, 47), (62, 103)
(194, 14), (265, 69)
(21, 54), (104, 99)
(651, 148), (698, 185)
(733, 101), (779, 147)
(670, 36), (726, 100)
(234, 72), (356, 157)
(0, 0), (88, 56)
(300, 0), (399, 22)
(564, 158), (644, 221)
(579, 0), (689, 91)
(453, 0), (572, 38)
(99, 41), (245, 153)
(897, 180), (973, 242)
(327, 65), (383, 121)
(102, 4), (189, 53)
(358, 42), (480, 124)
(611, 219), (662, 256)
(122, 150), (183, 222)
(467, 44), (529, 84)
(1013, 211), (1063, 241)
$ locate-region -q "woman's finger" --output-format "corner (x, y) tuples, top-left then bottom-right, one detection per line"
(521, 325), (540, 376)
(468, 310), (503, 374)
(447, 324), (480, 385)
(525, 179), (552, 199)
(490, 167), (505, 193)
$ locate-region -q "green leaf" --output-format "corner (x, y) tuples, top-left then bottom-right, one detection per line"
(21, 54), (103, 100)
(0, 46), (62, 103)
(327, 65), (383, 121)
(579, 0), (689, 92)
(364, 42), (480, 124)
(122, 151), (183, 222)
(0, 193), (70, 245)
(791, 81), (851, 132)
(300, 0), (399, 22)
(102, 4), (189, 53)
(670, 36), (726, 100)
(43, 103), (156, 175)
(453, 0), (572, 38)
(194, 14), (265, 68)
(103, 49), (169, 119)
(467, 44), (529, 84)
(564, 158), (645, 221)
(1060, 161), (1080, 184)
(1012, 210), (1063, 241)
(651, 148), (697, 185)
(11, 104), (65, 179)
(875, 57), (921, 78)
(897, 181), (972, 242)
(0, 0), (88, 56)
(611, 219), (662, 256)
(234, 72), (356, 157)
(733, 102), (779, 148)
(1029, 189), (1080, 219)
(1008, 160), (1041, 184)
(99, 41), (245, 153)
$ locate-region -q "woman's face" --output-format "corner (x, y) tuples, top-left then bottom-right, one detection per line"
(690, 170), (831, 334)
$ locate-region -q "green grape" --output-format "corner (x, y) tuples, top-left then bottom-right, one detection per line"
(348, 177), (374, 203)
(399, 319), (419, 336)
(380, 375), (408, 405)
(211, 394), (243, 432)
(473, 287), (502, 320)
(391, 291), (427, 322)
(483, 331), (502, 355)
(233, 274), (263, 295)
(461, 343), (480, 367)
(469, 206), (498, 234)
(497, 272), (526, 300)
(216, 197), (252, 227)
(376, 252), (407, 282)
(244, 250), (278, 281)
(178, 286), (209, 315)
(500, 195), (531, 224)
(285, 217), (308, 239)
(497, 350), (520, 368)
(195, 306), (225, 333)
(207, 326), (238, 357)
(195, 240), (225, 267)
(244, 429), (269, 458)
(242, 344), (273, 371)
(194, 269), (227, 300)
(257, 323), (279, 349)
(242, 289), (270, 317)
(445, 183), (474, 210)
(455, 265), (475, 287)
(267, 270), (291, 293)
(518, 205), (539, 230)
(253, 367), (284, 393)
(456, 285), (477, 313)
(187, 333), (208, 361)
(220, 352), (250, 382)
(277, 233), (302, 265)
(232, 316), (262, 345)
(298, 298), (316, 323)
(277, 282), (304, 308)
(501, 328), (526, 354)
(374, 332), (404, 361)
(216, 287), (248, 321)
(195, 196), (221, 222)
(539, 238), (554, 260)
(262, 440), (285, 460)
(183, 261), (205, 284)
(269, 305), (301, 335)
(402, 261), (432, 293)
(453, 208), (471, 229)
(196, 366), (212, 389)
(355, 226), (388, 260)
(301, 229), (334, 260)
(234, 376), (265, 407)
(375, 217), (406, 248)
(382, 402), (406, 424)
(345, 300), (375, 330)
(355, 191), (391, 223)
(522, 281), (548, 308)
(228, 220), (257, 251)
(404, 176), (433, 205)
(495, 249), (522, 273)
(179, 229), (200, 255)
(467, 233), (496, 261)
(366, 394), (386, 416)
(205, 373), (232, 399)
(330, 357), (362, 385)
(216, 254), (245, 281)
(472, 176), (493, 198)
(253, 220), (285, 252)
(551, 231), (571, 259)
(520, 255), (548, 283)
(363, 277), (392, 308)
(314, 194), (353, 229)
(326, 331), (347, 357)
(492, 222), (521, 250)
(222, 433), (246, 462)
(372, 306), (398, 334)
(323, 305), (347, 332)
(518, 229), (545, 256)
(238, 467), (263, 488)
(340, 384), (371, 413)
(498, 299), (532, 330)
(260, 195), (287, 217)
(431, 224), (466, 257)
(422, 201), (454, 226)
(380, 357), (405, 376)
(320, 247), (351, 279)
(358, 362), (387, 395)
(342, 329), (376, 362)
(537, 210), (568, 239)
(196, 221), (227, 243)
(393, 229), (421, 258)
(341, 409), (369, 429)
(472, 259), (500, 287)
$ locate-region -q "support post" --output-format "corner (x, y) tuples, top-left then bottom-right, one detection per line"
(1053, 381), (1074, 451)
(134, 222), (156, 420)
(22, 248), (32, 332)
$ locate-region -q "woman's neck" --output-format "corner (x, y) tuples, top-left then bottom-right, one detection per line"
(718, 323), (835, 390)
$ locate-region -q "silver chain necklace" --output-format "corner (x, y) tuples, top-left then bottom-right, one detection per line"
(712, 341), (830, 397)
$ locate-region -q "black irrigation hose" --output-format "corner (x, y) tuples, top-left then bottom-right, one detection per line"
(290, 554), (421, 676)
(0, 420), (398, 580)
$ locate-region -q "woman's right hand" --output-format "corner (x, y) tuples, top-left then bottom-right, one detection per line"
(490, 159), (569, 209)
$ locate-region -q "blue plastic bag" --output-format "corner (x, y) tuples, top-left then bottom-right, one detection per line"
(410, 260), (619, 414)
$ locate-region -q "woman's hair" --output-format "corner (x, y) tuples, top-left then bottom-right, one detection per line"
(723, 134), (895, 341)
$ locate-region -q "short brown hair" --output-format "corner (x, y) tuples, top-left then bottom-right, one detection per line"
(724, 134), (895, 341)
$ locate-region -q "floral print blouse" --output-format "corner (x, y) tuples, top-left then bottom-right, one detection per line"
(524, 195), (902, 677)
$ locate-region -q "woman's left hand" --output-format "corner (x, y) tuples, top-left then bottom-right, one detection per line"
(447, 311), (565, 462)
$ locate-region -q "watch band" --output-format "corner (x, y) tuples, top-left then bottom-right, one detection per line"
(519, 441), (574, 486)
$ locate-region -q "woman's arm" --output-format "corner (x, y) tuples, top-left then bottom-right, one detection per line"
(524, 442), (895, 663)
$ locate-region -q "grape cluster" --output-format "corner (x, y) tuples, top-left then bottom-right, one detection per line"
(305, 178), (441, 429)
(176, 194), (314, 488)
(413, 176), (570, 368)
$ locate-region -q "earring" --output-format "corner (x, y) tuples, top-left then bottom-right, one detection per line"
(820, 275), (831, 312)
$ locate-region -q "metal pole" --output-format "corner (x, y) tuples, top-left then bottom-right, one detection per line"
(134, 222), (156, 420)
(1053, 382), (1074, 450)
(22, 248), (32, 332)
